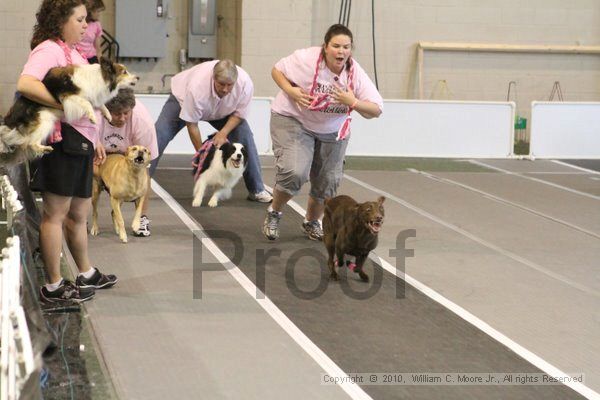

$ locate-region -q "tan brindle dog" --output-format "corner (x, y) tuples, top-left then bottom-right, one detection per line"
(91, 145), (151, 243)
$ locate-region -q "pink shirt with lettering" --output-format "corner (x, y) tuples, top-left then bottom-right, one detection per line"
(98, 102), (159, 160)
(21, 39), (99, 146)
(79, 21), (102, 59)
(171, 60), (253, 122)
(272, 47), (383, 134)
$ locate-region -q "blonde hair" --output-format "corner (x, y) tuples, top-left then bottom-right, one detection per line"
(213, 59), (238, 83)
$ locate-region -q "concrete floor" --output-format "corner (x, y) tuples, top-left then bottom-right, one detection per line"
(81, 157), (600, 399)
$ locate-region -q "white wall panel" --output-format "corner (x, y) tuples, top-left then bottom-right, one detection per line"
(530, 102), (600, 159)
(138, 95), (515, 158)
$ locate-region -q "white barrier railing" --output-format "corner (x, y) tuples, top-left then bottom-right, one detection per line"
(137, 95), (517, 158)
(347, 100), (515, 158)
(1, 176), (23, 230)
(530, 102), (600, 159)
(0, 176), (34, 400)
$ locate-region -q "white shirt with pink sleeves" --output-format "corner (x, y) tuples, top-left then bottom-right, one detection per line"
(171, 60), (253, 123)
(98, 102), (158, 160)
(271, 47), (383, 134)
(21, 39), (100, 146)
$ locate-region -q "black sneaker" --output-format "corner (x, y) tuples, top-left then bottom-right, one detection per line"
(76, 268), (118, 289)
(39, 280), (95, 304)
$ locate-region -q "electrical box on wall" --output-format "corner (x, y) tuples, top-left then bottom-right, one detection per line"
(188, 0), (217, 59)
(116, 0), (168, 58)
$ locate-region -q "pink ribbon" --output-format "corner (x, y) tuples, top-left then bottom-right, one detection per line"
(192, 140), (215, 181)
(307, 52), (355, 141)
(192, 138), (231, 181)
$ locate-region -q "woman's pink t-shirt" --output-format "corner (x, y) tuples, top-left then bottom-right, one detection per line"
(79, 21), (102, 58)
(21, 39), (99, 146)
(271, 47), (383, 134)
(98, 102), (158, 160)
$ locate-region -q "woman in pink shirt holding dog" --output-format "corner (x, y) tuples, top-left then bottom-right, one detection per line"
(17, 0), (117, 304)
(263, 24), (383, 241)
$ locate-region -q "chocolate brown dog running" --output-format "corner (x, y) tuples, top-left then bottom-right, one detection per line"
(323, 195), (385, 282)
(90, 145), (151, 243)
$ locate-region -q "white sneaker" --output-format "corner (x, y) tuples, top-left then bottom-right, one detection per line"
(247, 190), (273, 203)
(133, 215), (151, 237)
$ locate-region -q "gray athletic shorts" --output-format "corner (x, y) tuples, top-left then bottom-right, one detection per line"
(270, 112), (349, 202)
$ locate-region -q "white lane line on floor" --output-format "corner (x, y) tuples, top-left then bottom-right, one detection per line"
(551, 160), (600, 175)
(406, 168), (600, 240)
(316, 176), (599, 400)
(383, 254), (599, 400)
(526, 172), (590, 175)
(468, 160), (600, 201)
(342, 173), (600, 298)
(151, 180), (372, 400)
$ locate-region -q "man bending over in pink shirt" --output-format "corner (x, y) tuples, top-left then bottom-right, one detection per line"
(149, 59), (272, 203)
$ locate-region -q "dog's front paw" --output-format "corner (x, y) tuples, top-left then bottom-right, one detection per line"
(90, 224), (99, 236)
(357, 270), (369, 282)
(119, 233), (128, 243)
(207, 197), (219, 208)
(31, 144), (53, 156)
(192, 197), (202, 207)
(88, 114), (97, 124)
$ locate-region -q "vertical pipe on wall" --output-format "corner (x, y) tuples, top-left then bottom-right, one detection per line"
(417, 46), (424, 99)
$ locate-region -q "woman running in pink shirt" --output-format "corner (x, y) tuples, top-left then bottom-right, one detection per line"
(263, 24), (383, 241)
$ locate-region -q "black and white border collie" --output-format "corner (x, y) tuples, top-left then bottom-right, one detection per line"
(192, 142), (247, 207)
(0, 57), (138, 164)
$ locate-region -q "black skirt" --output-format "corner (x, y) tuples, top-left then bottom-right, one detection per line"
(29, 124), (94, 198)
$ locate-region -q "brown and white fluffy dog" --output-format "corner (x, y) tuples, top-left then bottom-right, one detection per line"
(0, 57), (138, 164)
(191, 142), (247, 207)
(323, 195), (385, 282)
(90, 145), (151, 243)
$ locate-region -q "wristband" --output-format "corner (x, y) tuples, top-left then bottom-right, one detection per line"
(351, 99), (358, 108)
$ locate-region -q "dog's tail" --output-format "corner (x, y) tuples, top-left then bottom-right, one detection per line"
(0, 125), (34, 166)
(0, 125), (24, 152)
